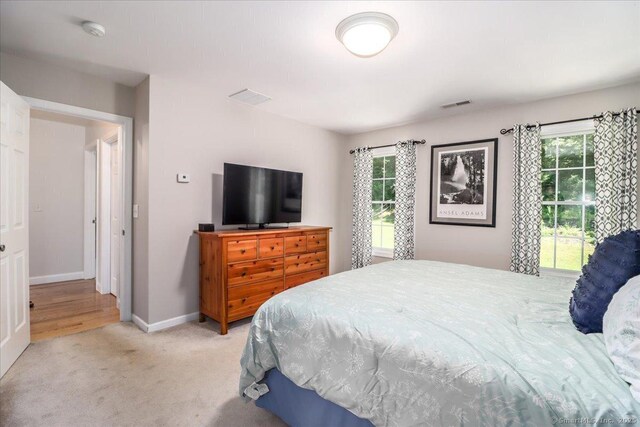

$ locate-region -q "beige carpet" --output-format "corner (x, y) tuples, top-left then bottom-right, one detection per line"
(0, 319), (286, 427)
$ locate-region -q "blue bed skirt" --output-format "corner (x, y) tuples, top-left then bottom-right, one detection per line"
(256, 369), (374, 427)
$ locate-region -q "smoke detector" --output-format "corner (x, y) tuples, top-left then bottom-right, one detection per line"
(228, 89), (271, 106)
(441, 100), (471, 109)
(82, 21), (106, 38)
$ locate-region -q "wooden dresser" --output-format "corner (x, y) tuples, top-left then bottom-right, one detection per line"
(197, 226), (331, 334)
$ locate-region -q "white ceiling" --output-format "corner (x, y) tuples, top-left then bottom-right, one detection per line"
(1, 1), (639, 134)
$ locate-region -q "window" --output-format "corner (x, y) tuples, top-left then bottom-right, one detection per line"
(540, 125), (596, 272)
(372, 149), (395, 257)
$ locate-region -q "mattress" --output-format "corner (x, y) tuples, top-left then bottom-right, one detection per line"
(240, 260), (640, 426)
(256, 368), (374, 427)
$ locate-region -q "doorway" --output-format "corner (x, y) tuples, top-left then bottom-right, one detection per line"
(23, 96), (133, 326)
(0, 83), (133, 377)
(27, 109), (122, 340)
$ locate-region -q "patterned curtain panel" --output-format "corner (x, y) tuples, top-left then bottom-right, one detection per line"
(352, 148), (373, 269)
(510, 124), (542, 275)
(394, 141), (417, 260)
(594, 108), (638, 243)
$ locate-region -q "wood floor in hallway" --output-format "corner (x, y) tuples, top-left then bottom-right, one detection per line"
(30, 279), (119, 341)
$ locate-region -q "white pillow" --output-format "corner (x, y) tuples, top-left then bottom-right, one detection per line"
(603, 274), (640, 402)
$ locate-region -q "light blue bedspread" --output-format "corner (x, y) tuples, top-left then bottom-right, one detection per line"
(240, 260), (639, 426)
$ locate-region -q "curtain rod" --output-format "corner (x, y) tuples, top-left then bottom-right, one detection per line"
(500, 108), (637, 135)
(349, 139), (426, 154)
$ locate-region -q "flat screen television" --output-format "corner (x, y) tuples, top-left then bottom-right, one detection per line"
(222, 163), (303, 229)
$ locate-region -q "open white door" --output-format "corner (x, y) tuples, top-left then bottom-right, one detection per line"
(96, 139), (110, 294)
(0, 82), (30, 378)
(96, 133), (121, 300)
(109, 136), (120, 298)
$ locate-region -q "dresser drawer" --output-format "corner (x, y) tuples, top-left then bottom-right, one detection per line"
(227, 239), (257, 262)
(306, 232), (327, 251)
(227, 258), (283, 287)
(285, 269), (327, 290)
(228, 291), (277, 321)
(228, 278), (283, 300)
(285, 235), (307, 254)
(285, 251), (327, 275)
(259, 237), (284, 259)
(227, 278), (282, 321)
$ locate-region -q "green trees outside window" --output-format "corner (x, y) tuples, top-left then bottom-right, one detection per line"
(372, 155), (396, 252)
(540, 133), (596, 271)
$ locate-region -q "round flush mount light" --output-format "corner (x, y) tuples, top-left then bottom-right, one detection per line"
(82, 21), (106, 38)
(335, 12), (399, 58)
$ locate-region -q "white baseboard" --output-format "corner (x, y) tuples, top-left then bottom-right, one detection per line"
(30, 271), (85, 286)
(132, 311), (200, 333)
(131, 314), (149, 332)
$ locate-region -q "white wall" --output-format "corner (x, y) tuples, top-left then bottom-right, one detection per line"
(133, 77), (150, 321)
(0, 52), (135, 118)
(29, 117), (86, 282)
(340, 82), (640, 271)
(145, 76), (347, 324)
(86, 122), (119, 149)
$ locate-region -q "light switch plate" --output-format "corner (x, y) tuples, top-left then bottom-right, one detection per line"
(177, 173), (190, 183)
(133, 204), (139, 218)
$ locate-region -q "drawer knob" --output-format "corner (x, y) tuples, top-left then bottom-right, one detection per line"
(242, 272), (247, 277)
(271, 246), (275, 250)
(242, 298), (246, 303)
(295, 244), (299, 247)
(240, 249), (246, 254)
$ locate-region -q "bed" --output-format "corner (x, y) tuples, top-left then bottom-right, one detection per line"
(239, 260), (639, 426)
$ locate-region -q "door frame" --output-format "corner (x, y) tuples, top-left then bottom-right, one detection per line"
(104, 132), (121, 299)
(96, 135), (111, 295)
(96, 131), (120, 297)
(83, 146), (97, 280)
(24, 97), (133, 322)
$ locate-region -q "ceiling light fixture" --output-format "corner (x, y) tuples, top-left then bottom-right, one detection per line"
(335, 12), (399, 58)
(82, 21), (106, 38)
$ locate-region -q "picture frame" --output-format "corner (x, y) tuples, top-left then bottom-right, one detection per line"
(429, 138), (498, 227)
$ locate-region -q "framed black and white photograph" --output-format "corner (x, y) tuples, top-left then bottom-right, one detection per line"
(429, 138), (498, 227)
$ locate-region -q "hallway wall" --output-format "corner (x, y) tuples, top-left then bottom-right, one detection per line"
(29, 116), (86, 283)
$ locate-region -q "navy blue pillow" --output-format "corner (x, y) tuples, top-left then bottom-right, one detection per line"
(569, 229), (640, 334)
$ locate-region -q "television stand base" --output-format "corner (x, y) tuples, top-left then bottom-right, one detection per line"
(238, 224), (290, 230)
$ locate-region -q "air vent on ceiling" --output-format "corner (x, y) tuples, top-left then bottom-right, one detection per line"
(228, 89), (271, 106)
(440, 100), (471, 109)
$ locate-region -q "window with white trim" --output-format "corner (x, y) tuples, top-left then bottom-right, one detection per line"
(540, 122), (596, 272)
(372, 148), (395, 257)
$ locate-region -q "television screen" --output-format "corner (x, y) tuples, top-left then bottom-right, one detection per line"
(222, 163), (303, 227)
